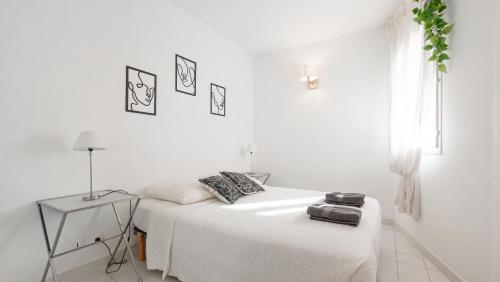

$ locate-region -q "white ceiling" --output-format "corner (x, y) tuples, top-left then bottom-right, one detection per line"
(170, 0), (399, 55)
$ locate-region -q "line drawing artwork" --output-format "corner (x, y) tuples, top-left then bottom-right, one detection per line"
(175, 54), (197, 95)
(126, 66), (157, 115)
(210, 83), (225, 116)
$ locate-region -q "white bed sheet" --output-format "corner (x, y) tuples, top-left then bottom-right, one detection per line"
(133, 197), (178, 233)
(134, 186), (381, 282)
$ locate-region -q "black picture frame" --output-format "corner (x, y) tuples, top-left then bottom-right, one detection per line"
(210, 83), (226, 116)
(175, 54), (197, 96)
(125, 65), (157, 116)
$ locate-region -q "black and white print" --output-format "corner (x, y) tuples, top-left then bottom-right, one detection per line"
(199, 175), (243, 204)
(220, 171), (265, 195)
(210, 83), (226, 116)
(126, 66), (157, 115)
(175, 54), (197, 96)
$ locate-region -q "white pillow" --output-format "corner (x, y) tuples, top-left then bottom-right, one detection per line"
(145, 180), (214, 204)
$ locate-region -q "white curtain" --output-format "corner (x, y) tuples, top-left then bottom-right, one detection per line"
(385, 0), (425, 220)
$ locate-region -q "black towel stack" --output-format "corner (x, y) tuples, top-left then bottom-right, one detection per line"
(325, 192), (365, 208)
(307, 204), (362, 227)
(306, 192), (365, 226)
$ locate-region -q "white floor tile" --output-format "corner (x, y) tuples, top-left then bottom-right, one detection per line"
(398, 273), (430, 282)
(397, 263), (429, 277)
(382, 224), (394, 230)
(395, 236), (414, 247)
(377, 269), (398, 282)
(397, 253), (425, 267)
(428, 270), (450, 282)
(381, 249), (397, 261)
(380, 257), (398, 272)
(395, 230), (405, 238)
(113, 270), (177, 282)
(382, 229), (395, 238)
(142, 273), (179, 282)
(112, 270), (145, 282)
(424, 258), (439, 271)
(396, 245), (422, 257)
(57, 260), (103, 282)
(143, 277), (162, 282)
(73, 271), (116, 282)
(381, 241), (396, 251)
(103, 262), (135, 279)
(382, 236), (394, 243)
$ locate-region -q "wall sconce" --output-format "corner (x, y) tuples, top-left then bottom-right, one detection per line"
(300, 65), (319, 90)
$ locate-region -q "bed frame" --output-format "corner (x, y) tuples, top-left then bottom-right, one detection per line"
(133, 226), (147, 262)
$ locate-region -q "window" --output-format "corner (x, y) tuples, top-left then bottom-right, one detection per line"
(420, 67), (442, 155)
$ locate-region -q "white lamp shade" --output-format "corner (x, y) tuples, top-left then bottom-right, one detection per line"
(247, 143), (258, 153)
(73, 131), (107, 151)
(300, 65), (318, 81)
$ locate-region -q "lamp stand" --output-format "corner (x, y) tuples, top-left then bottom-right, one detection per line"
(82, 148), (98, 201)
(250, 152), (254, 173)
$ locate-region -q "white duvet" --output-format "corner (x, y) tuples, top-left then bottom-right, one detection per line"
(137, 186), (381, 282)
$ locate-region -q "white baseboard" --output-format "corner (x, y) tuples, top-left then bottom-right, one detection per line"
(394, 223), (466, 282)
(45, 242), (135, 281)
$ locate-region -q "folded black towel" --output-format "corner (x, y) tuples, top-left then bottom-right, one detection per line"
(307, 204), (362, 227)
(309, 216), (360, 227)
(325, 192), (365, 208)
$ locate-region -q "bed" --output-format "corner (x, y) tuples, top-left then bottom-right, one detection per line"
(133, 185), (381, 282)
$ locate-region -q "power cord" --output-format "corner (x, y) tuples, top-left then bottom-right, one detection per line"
(97, 238), (128, 273)
(98, 189), (129, 198)
(95, 190), (133, 273)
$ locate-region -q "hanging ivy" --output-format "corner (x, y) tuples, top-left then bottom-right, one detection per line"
(412, 0), (453, 73)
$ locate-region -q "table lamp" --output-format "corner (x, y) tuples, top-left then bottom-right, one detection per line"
(247, 144), (258, 173)
(73, 131), (107, 201)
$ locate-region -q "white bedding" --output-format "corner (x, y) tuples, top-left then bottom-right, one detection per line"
(134, 186), (381, 282)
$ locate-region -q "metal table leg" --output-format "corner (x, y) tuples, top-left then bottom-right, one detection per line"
(107, 199), (142, 282)
(262, 174), (271, 184)
(38, 205), (67, 282)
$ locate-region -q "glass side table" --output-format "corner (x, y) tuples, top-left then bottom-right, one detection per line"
(244, 172), (271, 184)
(37, 190), (142, 282)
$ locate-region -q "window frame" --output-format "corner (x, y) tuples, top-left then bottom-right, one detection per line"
(422, 71), (443, 155)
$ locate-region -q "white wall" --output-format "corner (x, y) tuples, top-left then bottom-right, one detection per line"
(0, 0), (254, 281)
(492, 0), (500, 280)
(254, 28), (398, 220)
(394, 0), (494, 281)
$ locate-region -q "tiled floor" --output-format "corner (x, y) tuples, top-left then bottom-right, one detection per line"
(53, 253), (179, 282)
(58, 224), (450, 282)
(378, 224), (450, 282)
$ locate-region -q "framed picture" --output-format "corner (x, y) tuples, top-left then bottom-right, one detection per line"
(175, 54), (197, 96)
(210, 83), (226, 116)
(125, 66), (157, 116)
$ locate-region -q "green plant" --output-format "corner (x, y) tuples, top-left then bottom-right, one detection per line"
(412, 0), (453, 73)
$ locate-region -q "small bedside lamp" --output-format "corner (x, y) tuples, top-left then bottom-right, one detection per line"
(247, 144), (258, 173)
(73, 131), (107, 201)
(300, 65), (319, 90)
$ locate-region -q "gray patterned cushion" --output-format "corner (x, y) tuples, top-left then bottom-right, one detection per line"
(198, 175), (243, 204)
(220, 171), (265, 195)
